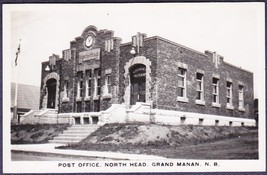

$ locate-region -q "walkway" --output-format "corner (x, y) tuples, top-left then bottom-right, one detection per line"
(11, 144), (167, 160)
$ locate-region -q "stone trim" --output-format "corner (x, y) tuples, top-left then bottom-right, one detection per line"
(177, 62), (188, 69)
(123, 56), (152, 107)
(212, 73), (220, 79)
(226, 77), (233, 82)
(42, 72), (60, 110)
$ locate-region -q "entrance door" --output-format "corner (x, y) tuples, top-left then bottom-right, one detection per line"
(130, 64), (146, 105)
(46, 79), (57, 109)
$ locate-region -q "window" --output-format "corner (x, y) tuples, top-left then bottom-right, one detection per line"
(76, 102), (82, 112)
(85, 70), (92, 99)
(103, 74), (112, 98)
(226, 81), (233, 109)
(94, 69), (101, 98)
(196, 73), (205, 105)
(177, 67), (188, 102)
(79, 80), (83, 97)
(239, 85), (245, 111)
(63, 80), (69, 100)
(212, 78), (220, 107)
(107, 75), (111, 94)
(76, 71), (83, 100)
(88, 79), (92, 96)
(97, 78), (101, 95)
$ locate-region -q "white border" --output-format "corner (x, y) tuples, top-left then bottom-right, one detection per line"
(3, 3), (266, 173)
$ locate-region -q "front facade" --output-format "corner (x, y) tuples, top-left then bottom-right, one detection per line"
(39, 25), (254, 126)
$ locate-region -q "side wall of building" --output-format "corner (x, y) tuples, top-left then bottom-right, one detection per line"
(156, 38), (254, 118)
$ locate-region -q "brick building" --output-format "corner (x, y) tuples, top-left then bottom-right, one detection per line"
(37, 25), (255, 126)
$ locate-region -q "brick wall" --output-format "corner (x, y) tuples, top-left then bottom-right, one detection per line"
(118, 38), (158, 106)
(156, 37), (254, 118)
(40, 25), (254, 119)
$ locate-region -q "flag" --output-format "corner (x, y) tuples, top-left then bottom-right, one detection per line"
(15, 42), (21, 66)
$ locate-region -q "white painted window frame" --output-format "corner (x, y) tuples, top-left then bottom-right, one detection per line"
(226, 81), (234, 110)
(195, 72), (205, 105)
(212, 77), (221, 108)
(177, 64), (188, 103)
(85, 70), (92, 101)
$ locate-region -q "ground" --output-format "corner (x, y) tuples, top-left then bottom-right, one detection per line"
(11, 124), (69, 144)
(59, 123), (258, 159)
(11, 150), (111, 161)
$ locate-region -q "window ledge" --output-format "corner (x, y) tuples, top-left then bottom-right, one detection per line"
(84, 97), (91, 101)
(62, 98), (69, 102)
(212, 102), (221, 108)
(93, 95), (100, 100)
(76, 97), (82, 102)
(102, 94), (112, 99)
(238, 107), (245, 112)
(226, 104), (234, 110)
(177, 97), (189, 103)
(195, 100), (206, 106)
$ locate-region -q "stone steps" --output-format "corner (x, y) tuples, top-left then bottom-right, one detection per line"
(48, 125), (99, 144)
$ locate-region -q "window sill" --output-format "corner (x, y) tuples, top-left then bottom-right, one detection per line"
(238, 107), (245, 112)
(93, 95), (100, 100)
(226, 104), (234, 110)
(102, 94), (112, 99)
(212, 102), (221, 108)
(84, 97), (91, 101)
(177, 97), (189, 103)
(62, 98), (69, 102)
(195, 100), (206, 106)
(76, 98), (82, 102)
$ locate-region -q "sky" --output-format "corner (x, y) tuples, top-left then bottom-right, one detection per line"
(3, 3), (265, 98)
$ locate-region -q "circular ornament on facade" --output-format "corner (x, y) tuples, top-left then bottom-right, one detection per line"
(85, 35), (94, 48)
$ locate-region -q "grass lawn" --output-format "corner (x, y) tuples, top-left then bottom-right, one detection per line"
(59, 123), (258, 159)
(11, 124), (69, 144)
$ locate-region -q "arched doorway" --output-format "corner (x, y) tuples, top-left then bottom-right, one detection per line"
(130, 64), (146, 105)
(123, 56), (152, 107)
(46, 78), (57, 109)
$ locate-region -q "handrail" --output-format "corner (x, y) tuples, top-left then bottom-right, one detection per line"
(35, 109), (57, 117)
(21, 110), (34, 117)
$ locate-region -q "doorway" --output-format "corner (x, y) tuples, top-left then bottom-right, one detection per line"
(130, 64), (146, 105)
(46, 78), (57, 109)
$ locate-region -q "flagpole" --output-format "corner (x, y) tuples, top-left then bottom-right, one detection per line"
(13, 39), (21, 124)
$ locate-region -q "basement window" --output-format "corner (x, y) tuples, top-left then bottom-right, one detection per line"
(199, 118), (204, 125)
(180, 116), (186, 124)
(92, 116), (99, 124)
(83, 117), (90, 125)
(74, 117), (81, 125)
